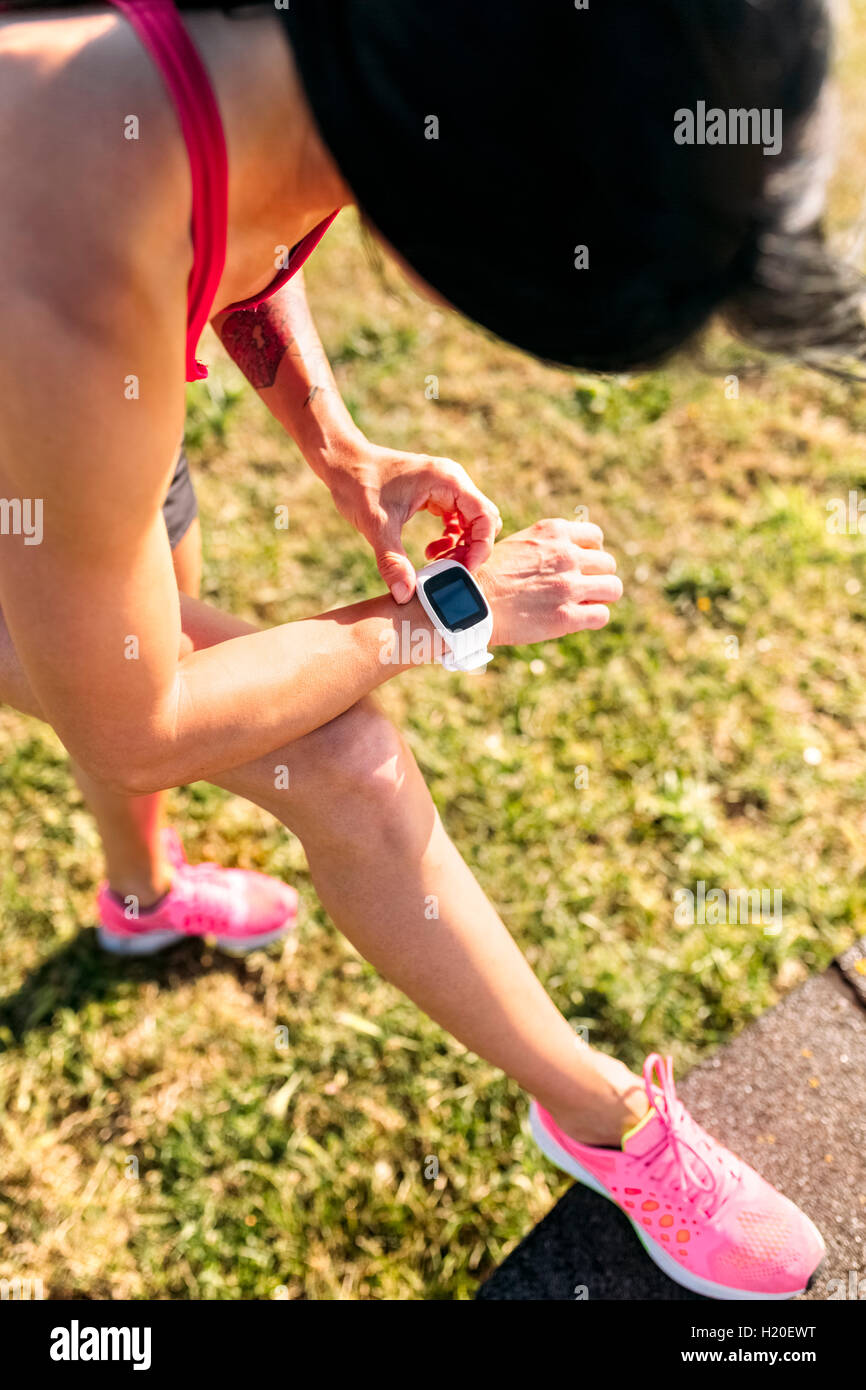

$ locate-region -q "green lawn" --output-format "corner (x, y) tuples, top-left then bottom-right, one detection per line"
(2, 14), (866, 1300)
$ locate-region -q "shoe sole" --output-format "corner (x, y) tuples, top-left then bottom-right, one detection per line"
(529, 1102), (822, 1302)
(97, 923), (292, 957)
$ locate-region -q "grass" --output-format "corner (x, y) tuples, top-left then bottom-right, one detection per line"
(2, 10), (866, 1300)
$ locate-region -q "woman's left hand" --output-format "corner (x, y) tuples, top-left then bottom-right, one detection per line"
(324, 440), (502, 602)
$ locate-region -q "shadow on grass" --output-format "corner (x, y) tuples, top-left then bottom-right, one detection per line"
(0, 928), (263, 1046)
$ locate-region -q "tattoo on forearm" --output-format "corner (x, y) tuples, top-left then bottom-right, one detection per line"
(218, 301), (297, 390)
(304, 385), (320, 407)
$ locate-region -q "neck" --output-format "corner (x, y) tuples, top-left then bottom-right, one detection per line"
(185, 7), (352, 309)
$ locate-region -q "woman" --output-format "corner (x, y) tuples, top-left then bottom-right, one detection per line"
(0, 0), (855, 1298)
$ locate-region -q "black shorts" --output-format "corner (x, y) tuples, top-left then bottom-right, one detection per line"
(162, 445), (199, 550)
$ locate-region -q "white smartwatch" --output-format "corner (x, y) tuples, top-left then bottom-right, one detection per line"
(414, 558), (494, 672)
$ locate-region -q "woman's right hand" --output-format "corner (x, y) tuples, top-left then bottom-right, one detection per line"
(475, 519), (622, 648)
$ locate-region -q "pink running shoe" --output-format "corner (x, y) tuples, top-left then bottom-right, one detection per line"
(97, 829), (298, 957)
(530, 1053), (825, 1300)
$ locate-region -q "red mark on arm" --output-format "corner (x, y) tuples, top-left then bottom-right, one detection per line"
(218, 300), (296, 391)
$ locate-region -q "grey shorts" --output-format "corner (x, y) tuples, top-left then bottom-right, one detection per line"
(162, 445), (199, 550)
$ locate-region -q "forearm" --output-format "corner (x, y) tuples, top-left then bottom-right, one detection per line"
(0, 560), (435, 796)
(134, 590), (432, 795)
(213, 272), (361, 477)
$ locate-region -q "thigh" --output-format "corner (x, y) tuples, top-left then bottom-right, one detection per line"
(0, 563), (259, 724)
(0, 446), (201, 714)
(0, 578), (403, 827)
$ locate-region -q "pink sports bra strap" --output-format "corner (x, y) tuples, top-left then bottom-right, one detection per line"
(109, 0), (228, 381)
(226, 209), (341, 315)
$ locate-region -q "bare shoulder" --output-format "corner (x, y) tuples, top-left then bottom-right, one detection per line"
(0, 8), (190, 323)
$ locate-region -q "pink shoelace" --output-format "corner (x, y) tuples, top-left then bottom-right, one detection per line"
(169, 866), (246, 932)
(638, 1053), (740, 1219)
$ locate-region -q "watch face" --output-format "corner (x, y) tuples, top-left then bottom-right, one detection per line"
(423, 567), (488, 631)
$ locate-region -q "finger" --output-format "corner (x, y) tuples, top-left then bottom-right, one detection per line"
(427, 477), (500, 559)
(566, 520), (604, 548)
(575, 604), (611, 630)
(445, 534), (474, 566)
(429, 499), (503, 539)
(426, 499), (457, 520)
(424, 506), (473, 561)
(425, 532), (459, 561)
(425, 506), (461, 537)
(578, 548), (618, 576)
(578, 573), (623, 604)
(461, 525), (497, 571)
(374, 522), (416, 602)
(424, 513), (497, 569)
(438, 509), (464, 539)
(425, 504), (462, 561)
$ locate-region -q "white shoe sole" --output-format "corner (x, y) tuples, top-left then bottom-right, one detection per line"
(97, 923), (291, 957)
(529, 1102), (820, 1301)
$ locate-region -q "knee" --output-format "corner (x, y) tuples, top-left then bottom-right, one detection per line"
(283, 697), (416, 845)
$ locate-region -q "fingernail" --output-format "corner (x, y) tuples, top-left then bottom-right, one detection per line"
(393, 581), (411, 603)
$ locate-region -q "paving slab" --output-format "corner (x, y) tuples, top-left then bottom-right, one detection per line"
(477, 967), (866, 1301)
(837, 935), (866, 1008)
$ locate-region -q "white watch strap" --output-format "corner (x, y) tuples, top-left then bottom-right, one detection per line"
(441, 624), (494, 671)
